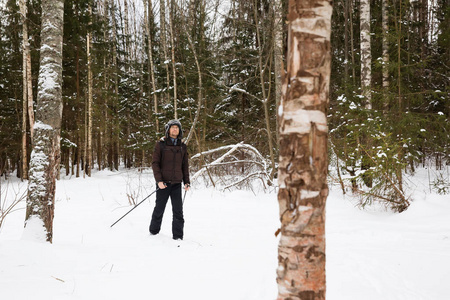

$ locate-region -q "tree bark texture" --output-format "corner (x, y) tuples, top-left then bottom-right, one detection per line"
(277, 0), (332, 298)
(20, 0), (35, 180)
(382, 0), (390, 112)
(360, 0), (372, 108)
(382, 0), (389, 88)
(25, 0), (64, 243)
(20, 0), (28, 180)
(273, 0), (283, 146)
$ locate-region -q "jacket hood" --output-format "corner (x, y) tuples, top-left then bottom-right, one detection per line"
(164, 119), (183, 139)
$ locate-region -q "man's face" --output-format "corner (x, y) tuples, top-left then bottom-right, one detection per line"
(169, 125), (179, 138)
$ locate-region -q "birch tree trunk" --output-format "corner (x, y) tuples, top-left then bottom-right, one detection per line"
(273, 0), (283, 145)
(360, 0), (372, 108)
(382, 0), (389, 112)
(85, 3), (93, 177)
(277, 0), (332, 298)
(25, 0), (64, 243)
(26, 30), (34, 141)
(20, 0), (29, 180)
(144, 0), (159, 132)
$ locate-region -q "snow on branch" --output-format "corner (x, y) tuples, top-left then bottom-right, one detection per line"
(190, 142), (274, 191)
(229, 84), (262, 102)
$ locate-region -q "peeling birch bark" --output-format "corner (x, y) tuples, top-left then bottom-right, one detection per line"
(277, 0), (332, 298)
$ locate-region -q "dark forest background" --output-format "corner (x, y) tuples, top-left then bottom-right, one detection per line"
(0, 0), (448, 208)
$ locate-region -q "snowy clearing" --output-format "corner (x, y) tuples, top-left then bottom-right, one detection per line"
(1, 167), (449, 299)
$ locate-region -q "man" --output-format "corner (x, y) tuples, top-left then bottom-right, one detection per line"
(150, 119), (190, 240)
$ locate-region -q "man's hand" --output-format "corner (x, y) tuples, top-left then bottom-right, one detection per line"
(184, 184), (190, 191)
(158, 182), (167, 189)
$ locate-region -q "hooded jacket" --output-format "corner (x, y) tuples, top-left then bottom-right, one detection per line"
(152, 120), (190, 185)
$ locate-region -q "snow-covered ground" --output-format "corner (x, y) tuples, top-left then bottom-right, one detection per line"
(1, 167), (449, 299)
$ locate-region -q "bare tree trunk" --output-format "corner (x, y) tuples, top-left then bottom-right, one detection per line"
(111, 0), (120, 171)
(144, 0), (159, 132)
(25, 0), (64, 243)
(160, 0), (171, 104)
(26, 37), (34, 140)
(382, 0), (390, 112)
(277, 0), (332, 298)
(76, 43), (81, 178)
(20, 0), (35, 180)
(273, 0), (283, 146)
(360, 0), (372, 108)
(131, 0), (138, 65)
(393, 0), (402, 113)
(349, 0), (356, 85)
(169, 0), (178, 119)
(123, 2), (131, 169)
(100, 58), (107, 172)
(344, 0), (349, 79)
(85, 3), (93, 177)
(100, 0), (107, 171)
(123, 0), (130, 69)
(22, 0), (35, 141)
(20, 0), (29, 180)
(253, 0), (276, 182)
(183, 0), (202, 146)
(21, 90), (27, 181)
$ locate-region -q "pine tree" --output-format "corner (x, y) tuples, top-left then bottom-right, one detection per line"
(0, 0), (23, 177)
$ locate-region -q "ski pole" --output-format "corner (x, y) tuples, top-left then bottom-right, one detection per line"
(182, 190), (187, 205)
(110, 187), (159, 228)
(182, 184), (190, 205)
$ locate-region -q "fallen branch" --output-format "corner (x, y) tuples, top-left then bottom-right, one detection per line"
(222, 171), (269, 191)
(191, 142), (243, 182)
(190, 142), (273, 190)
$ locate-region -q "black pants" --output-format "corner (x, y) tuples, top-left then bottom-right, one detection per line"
(149, 183), (184, 239)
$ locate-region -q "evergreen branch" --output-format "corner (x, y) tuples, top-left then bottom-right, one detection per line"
(358, 143), (409, 206)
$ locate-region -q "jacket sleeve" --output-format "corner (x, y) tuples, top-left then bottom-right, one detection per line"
(152, 142), (163, 182)
(182, 144), (190, 185)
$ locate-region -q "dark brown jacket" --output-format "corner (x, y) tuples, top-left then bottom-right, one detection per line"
(152, 138), (190, 185)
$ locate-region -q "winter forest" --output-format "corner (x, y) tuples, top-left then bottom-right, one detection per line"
(1, 0), (449, 299)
